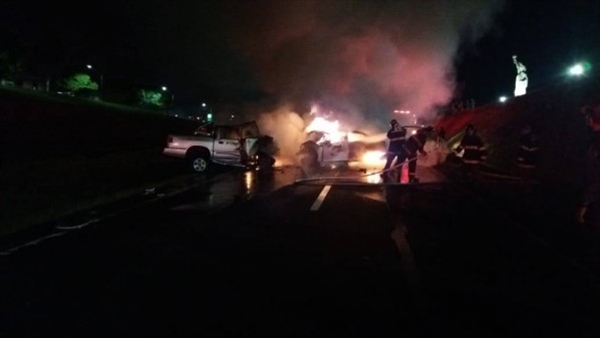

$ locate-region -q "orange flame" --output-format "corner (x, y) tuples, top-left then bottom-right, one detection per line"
(361, 150), (386, 166)
(305, 117), (346, 143)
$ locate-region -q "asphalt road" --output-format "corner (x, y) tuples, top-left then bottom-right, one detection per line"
(1, 164), (599, 337)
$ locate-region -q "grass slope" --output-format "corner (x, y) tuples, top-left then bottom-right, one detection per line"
(1, 86), (198, 235)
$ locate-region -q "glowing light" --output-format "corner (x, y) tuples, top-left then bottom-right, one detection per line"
(305, 117), (346, 143)
(245, 171), (254, 190)
(499, 96), (508, 103)
(412, 130), (417, 134)
(361, 151), (386, 166)
(366, 172), (382, 184)
(348, 132), (367, 142)
(273, 157), (283, 167)
(86, 64), (92, 69)
(162, 86), (167, 91)
(568, 63), (585, 76)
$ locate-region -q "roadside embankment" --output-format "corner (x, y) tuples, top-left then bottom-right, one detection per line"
(435, 75), (600, 188)
(1, 87), (198, 236)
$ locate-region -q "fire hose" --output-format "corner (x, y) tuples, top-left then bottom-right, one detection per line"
(293, 138), (526, 185)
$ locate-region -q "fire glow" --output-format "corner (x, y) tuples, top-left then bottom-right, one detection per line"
(361, 150), (386, 166)
(304, 113), (388, 168)
(305, 116), (369, 143)
(305, 117), (345, 143)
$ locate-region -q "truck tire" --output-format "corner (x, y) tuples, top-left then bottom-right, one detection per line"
(189, 154), (209, 173)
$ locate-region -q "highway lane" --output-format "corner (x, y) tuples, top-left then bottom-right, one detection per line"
(385, 181), (600, 337)
(1, 165), (599, 337)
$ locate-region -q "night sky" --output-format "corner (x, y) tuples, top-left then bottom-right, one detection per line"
(1, 0), (598, 121)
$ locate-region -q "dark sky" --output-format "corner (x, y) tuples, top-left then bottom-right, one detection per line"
(1, 0), (599, 118)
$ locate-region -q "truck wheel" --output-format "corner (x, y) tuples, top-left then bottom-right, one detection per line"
(189, 155), (209, 173)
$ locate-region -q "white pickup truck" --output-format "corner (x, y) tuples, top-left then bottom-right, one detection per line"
(162, 121), (276, 173)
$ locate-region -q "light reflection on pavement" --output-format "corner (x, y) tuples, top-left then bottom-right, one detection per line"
(296, 162), (446, 185)
(169, 162), (446, 213)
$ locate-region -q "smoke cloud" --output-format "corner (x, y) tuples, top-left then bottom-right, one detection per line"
(218, 0), (504, 158)
(255, 106), (306, 165)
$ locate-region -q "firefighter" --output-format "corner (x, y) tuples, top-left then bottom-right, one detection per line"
(381, 119), (407, 180)
(454, 124), (486, 180)
(516, 123), (539, 181)
(401, 126), (432, 183)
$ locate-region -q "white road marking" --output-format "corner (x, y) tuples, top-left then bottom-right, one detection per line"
(310, 185), (332, 211)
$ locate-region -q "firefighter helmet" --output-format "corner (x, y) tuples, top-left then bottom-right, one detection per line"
(390, 119), (398, 127)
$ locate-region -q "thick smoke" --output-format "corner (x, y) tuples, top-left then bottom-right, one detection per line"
(255, 106), (306, 165)
(219, 0), (504, 158)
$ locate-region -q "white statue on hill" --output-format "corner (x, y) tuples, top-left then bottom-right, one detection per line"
(512, 55), (528, 97)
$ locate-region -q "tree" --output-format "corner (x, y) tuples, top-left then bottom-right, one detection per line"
(60, 73), (98, 92)
(0, 50), (24, 81)
(137, 89), (165, 107)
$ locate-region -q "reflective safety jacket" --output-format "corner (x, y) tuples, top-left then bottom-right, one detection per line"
(517, 131), (539, 168)
(403, 132), (428, 156)
(387, 127), (407, 153)
(456, 134), (486, 164)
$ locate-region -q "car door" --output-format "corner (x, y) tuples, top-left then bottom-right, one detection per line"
(213, 126), (241, 163)
(237, 121), (260, 157)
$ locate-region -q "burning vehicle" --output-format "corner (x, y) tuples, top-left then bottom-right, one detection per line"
(296, 114), (444, 177)
(296, 116), (387, 174)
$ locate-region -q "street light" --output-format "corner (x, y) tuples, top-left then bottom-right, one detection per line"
(86, 64), (103, 90)
(499, 96), (508, 103)
(568, 63), (584, 76)
(567, 62), (592, 77)
(161, 86), (174, 106)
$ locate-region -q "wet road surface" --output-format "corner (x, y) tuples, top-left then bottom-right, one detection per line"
(1, 164), (599, 337)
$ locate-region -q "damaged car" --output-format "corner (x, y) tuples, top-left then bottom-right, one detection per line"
(163, 121), (277, 173)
